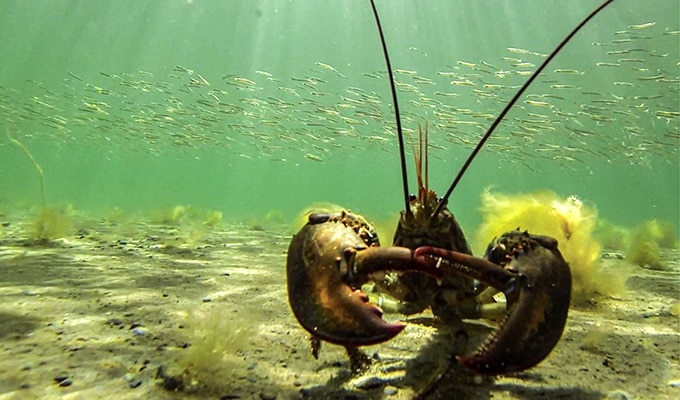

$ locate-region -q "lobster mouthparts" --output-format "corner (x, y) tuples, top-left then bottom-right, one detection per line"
(287, 214), (445, 347)
(415, 230), (572, 374)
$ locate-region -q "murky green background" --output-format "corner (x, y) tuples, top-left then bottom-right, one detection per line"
(0, 0), (678, 233)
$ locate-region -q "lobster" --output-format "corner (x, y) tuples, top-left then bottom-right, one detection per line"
(287, 0), (614, 377)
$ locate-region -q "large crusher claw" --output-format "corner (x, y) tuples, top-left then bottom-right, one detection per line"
(415, 229), (572, 374)
(286, 212), (445, 347)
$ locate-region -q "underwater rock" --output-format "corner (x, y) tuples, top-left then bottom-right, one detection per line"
(54, 375), (72, 387)
(352, 375), (388, 390)
(107, 318), (123, 327)
(383, 385), (398, 396)
(259, 389), (277, 400)
(607, 389), (633, 400)
(156, 365), (184, 392)
(601, 252), (624, 260)
(129, 379), (143, 388)
(132, 327), (150, 336)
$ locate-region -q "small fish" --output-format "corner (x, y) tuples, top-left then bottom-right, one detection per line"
(68, 72), (83, 81)
(656, 110), (680, 119)
(550, 84), (578, 89)
(628, 22), (655, 30)
(234, 77), (256, 85)
(457, 61), (477, 68)
(413, 76), (434, 84)
(304, 153), (324, 162)
(278, 87), (300, 96)
(525, 100), (552, 108)
(606, 49), (630, 55)
(507, 47), (546, 57)
(480, 60), (498, 70)
(362, 72), (382, 79)
(554, 69), (584, 75)
(637, 74), (664, 81)
(174, 65), (194, 74)
(433, 91), (459, 97)
(450, 79), (474, 86)
(314, 61), (344, 77)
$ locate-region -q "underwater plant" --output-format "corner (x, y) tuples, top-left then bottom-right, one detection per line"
(203, 210), (223, 227)
(7, 128), (72, 242)
(151, 205), (226, 228)
(172, 306), (256, 395)
(474, 189), (628, 304)
(150, 205), (190, 225)
(580, 325), (609, 354)
(625, 219), (678, 270)
(626, 220), (677, 270)
(264, 209), (284, 225)
(6, 128), (46, 210)
(33, 206), (73, 240)
(639, 219), (678, 249)
(594, 218), (631, 251)
(627, 239), (663, 270)
(670, 301), (680, 318)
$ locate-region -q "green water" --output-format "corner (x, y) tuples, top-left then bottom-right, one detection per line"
(0, 0), (678, 234)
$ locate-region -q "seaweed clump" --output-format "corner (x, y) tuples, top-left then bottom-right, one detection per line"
(166, 306), (258, 396)
(594, 219), (631, 251)
(626, 219), (678, 270)
(34, 206), (73, 241)
(148, 205), (226, 248)
(474, 189), (628, 304)
(7, 128), (72, 243)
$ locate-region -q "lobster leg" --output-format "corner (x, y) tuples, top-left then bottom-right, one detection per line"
(414, 230), (572, 374)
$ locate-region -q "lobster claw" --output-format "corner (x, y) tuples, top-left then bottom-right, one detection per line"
(287, 212), (445, 347)
(415, 230), (571, 374)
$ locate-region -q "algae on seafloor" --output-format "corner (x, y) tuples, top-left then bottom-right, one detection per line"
(580, 325), (610, 354)
(33, 206), (73, 240)
(594, 219), (631, 251)
(171, 306), (258, 395)
(626, 219), (678, 271)
(6, 128), (74, 241)
(150, 205), (224, 228)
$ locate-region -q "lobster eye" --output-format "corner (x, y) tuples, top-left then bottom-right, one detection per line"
(409, 194), (416, 201)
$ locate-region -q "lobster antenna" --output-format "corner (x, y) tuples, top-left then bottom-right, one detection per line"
(431, 0), (616, 221)
(370, 0), (411, 216)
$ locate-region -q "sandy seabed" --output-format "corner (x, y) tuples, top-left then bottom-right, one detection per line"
(0, 212), (678, 400)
